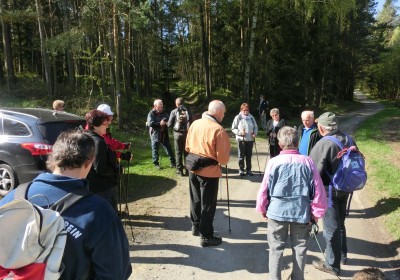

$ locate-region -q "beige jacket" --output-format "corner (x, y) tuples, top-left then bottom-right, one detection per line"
(185, 115), (231, 177)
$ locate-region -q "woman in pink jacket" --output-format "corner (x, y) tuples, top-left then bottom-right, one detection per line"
(256, 126), (327, 280)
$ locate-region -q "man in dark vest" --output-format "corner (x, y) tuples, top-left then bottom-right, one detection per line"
(168, 97), (192, 176)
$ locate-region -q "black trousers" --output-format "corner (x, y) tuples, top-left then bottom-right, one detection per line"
(238, 140), (253, 171)
(173, 131), (188, 171)
(269, 142), (281, 158)
(189, 173), (219, 238)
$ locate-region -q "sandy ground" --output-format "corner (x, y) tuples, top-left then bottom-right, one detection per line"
(126, 92), (400, 280)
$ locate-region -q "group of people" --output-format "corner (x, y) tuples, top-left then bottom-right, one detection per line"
(147, 97), (193, 176)
(0, 102), (134, 279)
(255, 106), (362, 279)
(0, 97), (381, 279)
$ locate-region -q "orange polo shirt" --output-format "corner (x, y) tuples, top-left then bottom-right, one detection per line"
(185, 116), (231, 178)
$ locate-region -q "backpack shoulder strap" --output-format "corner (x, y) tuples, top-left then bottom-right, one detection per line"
(14, 182), (32, 200)
(13, 182), (90, 216)
(342, 133), (354, 146)
(323, 135), (345, 150)
(50, 188), (92, 215)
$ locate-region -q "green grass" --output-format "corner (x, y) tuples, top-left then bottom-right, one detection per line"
(110, 127), (180, 202)
(354, 104), (400, 241)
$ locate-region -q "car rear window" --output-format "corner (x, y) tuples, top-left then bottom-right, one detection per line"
(38, 121), (86, 144)
(2, 118), (31, 136)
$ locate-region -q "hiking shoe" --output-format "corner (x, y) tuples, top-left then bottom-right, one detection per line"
(246, 171), (254, 176)
(176, 169), (184, 176)
(191, 226), (199, 236)
(312, 260), (339, 276)
(200, 235), (222, 247)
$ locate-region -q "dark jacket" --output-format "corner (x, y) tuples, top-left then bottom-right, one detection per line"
(168, 105), (193, 133)
(86, 130), (118, 193)
(266, 119), (286, 146)
(0, 173), (132, 280)
(297, 124), (321, 155)
(258, 99), (269, 116)
(309, 130), (356, 189)
(147, 109), (170, 142)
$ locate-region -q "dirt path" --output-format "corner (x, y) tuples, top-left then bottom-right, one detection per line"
(128, 92), (400, 280)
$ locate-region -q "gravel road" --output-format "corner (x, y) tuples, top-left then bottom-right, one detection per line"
(128, 92), (400, 280)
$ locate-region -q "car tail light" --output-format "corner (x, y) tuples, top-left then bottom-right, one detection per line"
(21, 143), (53, 156)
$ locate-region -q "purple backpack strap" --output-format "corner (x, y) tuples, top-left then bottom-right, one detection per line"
(323, 135), (345, 149)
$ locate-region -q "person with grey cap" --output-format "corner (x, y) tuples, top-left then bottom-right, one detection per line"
(309, 112), (358, 276)
(97, 104), (131, 161)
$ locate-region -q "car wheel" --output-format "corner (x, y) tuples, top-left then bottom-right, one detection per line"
(0, 164), (16, 197)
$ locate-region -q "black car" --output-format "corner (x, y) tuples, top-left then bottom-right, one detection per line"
(0, 108), (86, 196)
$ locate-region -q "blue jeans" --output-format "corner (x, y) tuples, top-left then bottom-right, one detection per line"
(267, 219), (311, 280)
(323, 191), (349, 270)
(151, 139), (176, 166)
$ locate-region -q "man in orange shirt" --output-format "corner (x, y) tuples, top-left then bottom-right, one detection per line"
(185, 100), (231, 247)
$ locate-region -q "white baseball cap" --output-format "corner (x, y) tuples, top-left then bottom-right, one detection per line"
(97, 104), (114, 116)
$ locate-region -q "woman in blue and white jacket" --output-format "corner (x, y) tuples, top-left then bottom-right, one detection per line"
(231, 103), (258, 176)
(256, 126), (327, 280)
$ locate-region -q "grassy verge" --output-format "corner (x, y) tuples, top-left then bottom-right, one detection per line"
(354, 102), (400, 242)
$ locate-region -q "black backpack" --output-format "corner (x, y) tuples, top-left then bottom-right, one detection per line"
(173, 107), (189, 132)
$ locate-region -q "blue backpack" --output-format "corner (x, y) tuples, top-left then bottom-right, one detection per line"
(323, 135), (367, 213)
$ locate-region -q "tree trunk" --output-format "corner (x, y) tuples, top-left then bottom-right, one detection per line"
(62, 0), (75, 87)
(1, 0), (15, 90)
(35, 0), (53, 97)
(113, 4), (122, 128)
(199, 2), (211, 99)
(243, 1), (258, 102)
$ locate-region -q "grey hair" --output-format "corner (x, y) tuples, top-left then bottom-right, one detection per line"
(208, 100), (225, 114)
(47, 129), (95, 172)
(320, 124), (337, 131)
(277, 126), (299, 150)
(154, 99), (163, 106)
(301, 110), (314, 118)
(270, 108), (279, 116)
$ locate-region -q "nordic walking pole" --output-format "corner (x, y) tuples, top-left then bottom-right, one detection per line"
(263, 144), (270, 174)
(118, 159), (123, 216)
(225, 165), (231, 234)
(253, 138), (261, 176)
(219, 176), (223, 201)
(122, 158), (135, 242)
(310, 221), (341, 280)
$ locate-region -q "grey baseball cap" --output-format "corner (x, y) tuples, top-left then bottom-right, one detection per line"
(317, 112), (338, 126)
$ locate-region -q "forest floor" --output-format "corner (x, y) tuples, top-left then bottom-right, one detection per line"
(126, 91), (400, 280)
